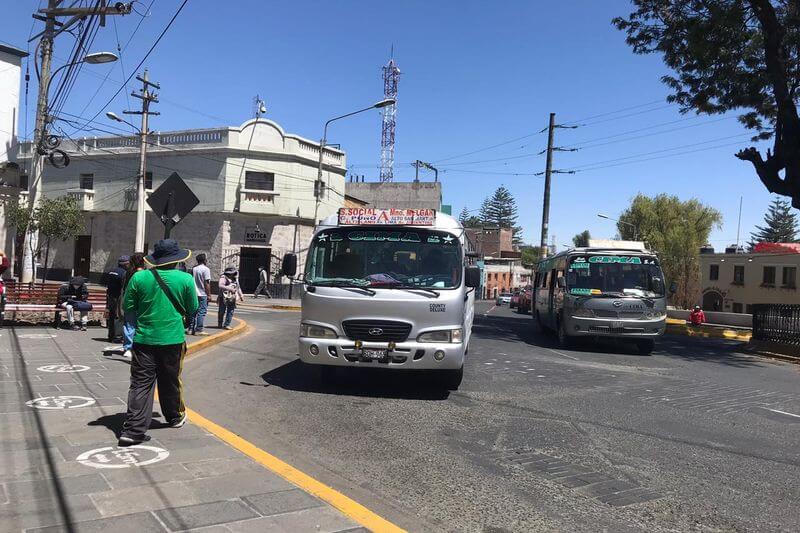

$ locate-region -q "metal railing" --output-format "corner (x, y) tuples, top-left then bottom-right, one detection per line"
(752, 304), (800, 346)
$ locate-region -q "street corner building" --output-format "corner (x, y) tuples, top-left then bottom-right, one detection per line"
(13, 118), (346, 292)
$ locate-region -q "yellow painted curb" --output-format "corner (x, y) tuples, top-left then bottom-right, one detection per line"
(185, 318), (248, 356)
(236, 303), (301, 312)
(665, 323), (751, 342)
(186, 407), (406, 533)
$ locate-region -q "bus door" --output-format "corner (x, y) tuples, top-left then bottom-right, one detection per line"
(547, 268), (557, 327)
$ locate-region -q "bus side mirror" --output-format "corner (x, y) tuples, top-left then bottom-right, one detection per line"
(465, 266), (481, 288)
(557, 277), (566, 289)
(669, 281), (678, 294)
(282, 253), (298, 278)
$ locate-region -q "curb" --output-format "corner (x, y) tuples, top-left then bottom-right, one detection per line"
(236, 303), (302, 312)
(186, 318), (248, 357)
(665, 323), (752, 342)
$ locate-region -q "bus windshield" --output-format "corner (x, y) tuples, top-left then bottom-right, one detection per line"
(566, 255), (665, 297)
(305, 228), (462, 289)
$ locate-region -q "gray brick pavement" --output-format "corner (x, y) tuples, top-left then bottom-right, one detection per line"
(0, 327), (363, 532)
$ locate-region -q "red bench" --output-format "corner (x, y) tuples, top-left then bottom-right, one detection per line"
(3, 281), (108, 327)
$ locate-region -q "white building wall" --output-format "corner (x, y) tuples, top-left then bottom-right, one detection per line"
(0, 47), (26, 163)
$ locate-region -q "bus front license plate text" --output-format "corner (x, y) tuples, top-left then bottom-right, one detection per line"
(363, 349), (388, 360)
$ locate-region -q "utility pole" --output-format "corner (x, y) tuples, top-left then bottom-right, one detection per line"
(124, 70), (160, 253)
(22, 1), (130, 282)
(539, 113), (556, 259)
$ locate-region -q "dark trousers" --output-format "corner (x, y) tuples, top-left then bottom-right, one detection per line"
(107, 297), (119, 341)
(121, 342), (185, 439)
(218, 297), (236, 328)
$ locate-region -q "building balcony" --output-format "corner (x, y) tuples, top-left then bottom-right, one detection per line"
(67, 189), (94, 210)
(123, 188), (153, 211)
(238, 188), (280, 214)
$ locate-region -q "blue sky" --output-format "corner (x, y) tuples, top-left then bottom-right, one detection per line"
(2, 0), (780, 249)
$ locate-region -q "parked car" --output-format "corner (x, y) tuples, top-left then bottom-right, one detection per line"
(517, 287), (533, 314)
(496, 292), (513, 305)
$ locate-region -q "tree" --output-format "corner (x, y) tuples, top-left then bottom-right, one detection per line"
(617, 194), (722, 309)
(520, 245), (540, 268)
(749, 197), (799, 247)
(457, 206), (482, 228)
(614, 1), (800, 208)
(5, 196), (84, 282)
(479, 186), (523, 244)
(458, 206), (470, 225)
(572, 230), (591, 248)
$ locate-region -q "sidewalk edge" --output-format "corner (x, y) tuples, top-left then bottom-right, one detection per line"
(186, 318), (248, 356)
(186, 406), (406, 533)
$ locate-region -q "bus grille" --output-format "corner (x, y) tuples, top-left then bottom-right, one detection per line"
(342, 320), (412, 342)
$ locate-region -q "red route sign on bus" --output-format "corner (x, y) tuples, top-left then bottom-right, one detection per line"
(338, 208), (436, 226)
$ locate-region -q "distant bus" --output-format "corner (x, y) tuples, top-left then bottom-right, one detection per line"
(533, 246), (671, 354)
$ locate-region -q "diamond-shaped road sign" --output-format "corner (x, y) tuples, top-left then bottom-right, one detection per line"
(146, 172), (200, 238)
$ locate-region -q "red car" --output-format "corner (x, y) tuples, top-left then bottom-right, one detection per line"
(516, 287), (533, 314)
(510, 291), (520, 309)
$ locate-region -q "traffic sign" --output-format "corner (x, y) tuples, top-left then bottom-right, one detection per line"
(146, 172), (199, 238)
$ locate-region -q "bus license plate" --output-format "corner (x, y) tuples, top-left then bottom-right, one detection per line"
(612, 321), (623, 328)
(363, 349), (388, 360)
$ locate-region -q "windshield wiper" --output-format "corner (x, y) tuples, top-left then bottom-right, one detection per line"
(369, 282), (440, 298)
(311, 280), (376, 296)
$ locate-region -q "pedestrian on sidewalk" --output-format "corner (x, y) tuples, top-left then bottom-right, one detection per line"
(689, 305), (706, 327)
(57, 277), (91, 331)
(119, 239), (198, 446)
(0, 251), (9, 326)
(218, 266), (244, 330)
(253, 266), (271, 299)
(104, 255), (129, 342)
(189, 253), (212, 336)
(119, 253), (146, 359)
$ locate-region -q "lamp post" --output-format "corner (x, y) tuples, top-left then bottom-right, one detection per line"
(21, 51), (118, 283)
(597, 213), (638, 241)
(313, 98), (396, 223)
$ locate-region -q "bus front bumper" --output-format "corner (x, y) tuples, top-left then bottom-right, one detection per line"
(564, 316), (666, 338)
(298, 337), (465, 370)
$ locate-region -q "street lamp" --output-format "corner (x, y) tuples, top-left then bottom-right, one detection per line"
(47, 52), (118, 94)
(105, 111), (138, 131)
(597, 213), (638, 240)
(313, 98), (396, 222)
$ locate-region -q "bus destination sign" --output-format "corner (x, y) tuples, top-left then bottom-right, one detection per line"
(338, 208), (436, 226)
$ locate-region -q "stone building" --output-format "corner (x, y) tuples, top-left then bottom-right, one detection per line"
(464, 227), (513, 258)
(344, 181), (442, 210)
(14, 118), (346, 291)
(699, 243), (800, 313)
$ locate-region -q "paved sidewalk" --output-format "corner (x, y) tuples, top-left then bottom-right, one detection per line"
(0, 326), (364, 532)
(236, 297), (301, 311)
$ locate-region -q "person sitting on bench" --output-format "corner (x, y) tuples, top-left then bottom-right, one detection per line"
(58, 277), (91, 330)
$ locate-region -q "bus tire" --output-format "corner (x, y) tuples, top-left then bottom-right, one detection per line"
(636, 339), (655, 355)
(441, 366), (463, 390)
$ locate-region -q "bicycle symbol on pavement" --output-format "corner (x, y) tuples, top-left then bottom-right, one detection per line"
(36, 364), (90, 373)
(25, 396), (96, 410)
(76, 445), (170, 469)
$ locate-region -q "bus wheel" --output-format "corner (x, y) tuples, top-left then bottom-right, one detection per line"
(441, 367), (463, 390)
(636, 339), (655, 355)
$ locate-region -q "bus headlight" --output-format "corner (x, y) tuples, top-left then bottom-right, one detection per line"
(300, 324), (337, 339)
(417, 328), (463, 343)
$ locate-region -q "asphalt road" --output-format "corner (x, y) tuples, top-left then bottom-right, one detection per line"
(184, 302), (800, 532)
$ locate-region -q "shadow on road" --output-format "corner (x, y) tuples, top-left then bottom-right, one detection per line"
(474, 312), (761, 365)
(261, 359), (451, 401)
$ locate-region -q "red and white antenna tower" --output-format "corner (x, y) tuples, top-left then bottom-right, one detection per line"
(379, 51), (400, 182)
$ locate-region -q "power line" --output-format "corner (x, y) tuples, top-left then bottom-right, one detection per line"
(72, 0), (189, 133)
(561, 99), (676, 126)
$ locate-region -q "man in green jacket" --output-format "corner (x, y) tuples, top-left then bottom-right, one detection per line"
(119, 239), (199, 446)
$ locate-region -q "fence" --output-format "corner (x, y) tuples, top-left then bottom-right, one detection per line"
(752, 304), (800, 346)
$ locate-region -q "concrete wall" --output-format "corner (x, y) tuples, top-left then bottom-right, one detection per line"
(0, 47), (25, 164)
(345, 182), (442, 210)
(668, 309), (752, 328)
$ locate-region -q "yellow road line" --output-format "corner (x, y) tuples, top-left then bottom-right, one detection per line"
(186, 407), (405, 533)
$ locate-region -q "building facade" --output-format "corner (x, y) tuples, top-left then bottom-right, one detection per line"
(699, 247), (799, 313)
(483, 259), (531, 299)
(344, 181), (442, 210)
(0, 44), (27, 165)
(14, 118), (346, 291)
(464, 227), (513, 259)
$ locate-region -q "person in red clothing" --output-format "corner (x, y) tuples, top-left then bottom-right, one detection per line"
(689, 305), (706, 326)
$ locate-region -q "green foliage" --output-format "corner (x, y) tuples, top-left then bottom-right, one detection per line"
(618, 193), (722, 309)
(613, 1), (800, 207)
(749, 197), (799, 247)
(572, 230), (591, 248)
(457, 206), (483, 228)
(478, 186), (522, 244)
(520, 245), (540, 268)
(458, 206), (470, 224)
